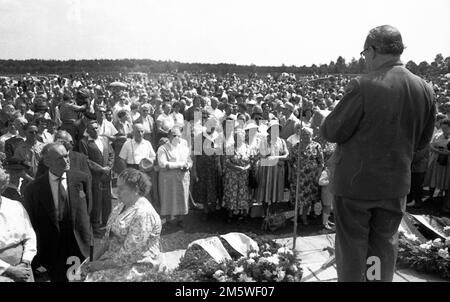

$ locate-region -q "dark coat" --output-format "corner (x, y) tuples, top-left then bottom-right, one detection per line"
(78, 136), (114, 178)
(22, 171), (92, 270)
(320, 59), (436, 200)
(4, 136), (24, 159)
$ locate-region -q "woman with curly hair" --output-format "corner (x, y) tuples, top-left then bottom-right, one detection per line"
(83, 168), (162, 281)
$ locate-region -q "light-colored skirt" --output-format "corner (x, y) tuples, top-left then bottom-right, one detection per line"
(424, 154), (450, 190)
(158, 169), (190, 217)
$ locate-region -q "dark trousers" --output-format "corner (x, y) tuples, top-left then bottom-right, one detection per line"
(333, 196), (406, 282)
(91, 177), (112, 227)
(48, 220), (84, 282)
(407, 172), (425, 204)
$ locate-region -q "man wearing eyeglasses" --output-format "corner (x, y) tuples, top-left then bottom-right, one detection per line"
(320, 25), (436, 282)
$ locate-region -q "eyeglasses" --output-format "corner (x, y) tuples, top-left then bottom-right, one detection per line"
(360, 46), (376, 58)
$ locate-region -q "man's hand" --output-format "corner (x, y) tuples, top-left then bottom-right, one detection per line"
(4, 265), (32, 282)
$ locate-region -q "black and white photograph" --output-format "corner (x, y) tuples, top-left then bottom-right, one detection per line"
(0, 0), (449, 287)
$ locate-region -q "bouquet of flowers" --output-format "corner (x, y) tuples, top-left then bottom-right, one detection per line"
(397, 230), (450, 280)
(175, 236), (303, 282)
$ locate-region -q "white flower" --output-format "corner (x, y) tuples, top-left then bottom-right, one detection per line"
(275, 269), (286, 282)
(432, 238), (444, 248)
(238, 273), (255, 282)
(213, 270), (224, 279)
(438, 248), (449, 259)
(444, 226), (450, 231)
(263, 251), (272, 257)
(248, 252), (258, 259)
(277, 247), (288, 254)
(403, 233), (419, 243)
(246, 258), (255, 265)
(233, 266), (244, 275)
(289, 265), (298, 273)
(267, 255), (280, 265)
(218, 276), (228, 282)
(419, 243), (431, 250)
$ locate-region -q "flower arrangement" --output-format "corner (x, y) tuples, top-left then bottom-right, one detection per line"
(397, 231), (450, 280)
(173, 235), (303, 282)
(81, 234), (303, 282)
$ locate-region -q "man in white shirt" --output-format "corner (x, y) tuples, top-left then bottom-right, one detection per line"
(95, 106), (118, 144)
(119, 123), (156, 169)
(156, 103), (175, 142)
(0, 168), (36, 282)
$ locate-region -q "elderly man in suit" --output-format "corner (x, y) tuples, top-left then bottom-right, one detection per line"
(320, 25), (436, 282)
(23, 143), (92, 282)
(79, 120), (114, 237)
(36, 130), (91, 179)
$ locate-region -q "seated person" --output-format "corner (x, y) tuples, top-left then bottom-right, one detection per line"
(0, 168), (37, 282)
(83, 168), (161, 281)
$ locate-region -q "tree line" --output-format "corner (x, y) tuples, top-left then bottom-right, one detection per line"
(0, 54), (448, 77)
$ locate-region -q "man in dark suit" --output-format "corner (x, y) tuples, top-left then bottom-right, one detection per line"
(320, 25), (436, 282)
(79, 120), (114, 236)
(35, 130), (91, 179)
(23, 143), (92, 282)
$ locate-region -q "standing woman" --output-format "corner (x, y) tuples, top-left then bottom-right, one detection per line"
(192, 113), (221, 221)
(256, 120), (289, 208)
(222, 128), (251, 222)
(423, 118), (450, 202)
(157, 127), (192, 227)
(289, 126), (324, 225)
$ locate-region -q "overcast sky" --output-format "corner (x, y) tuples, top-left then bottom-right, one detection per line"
(0, 0), (449, 66)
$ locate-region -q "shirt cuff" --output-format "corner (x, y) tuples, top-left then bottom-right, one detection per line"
(0, 259), (11, 275)
(21, 251), (36, 264)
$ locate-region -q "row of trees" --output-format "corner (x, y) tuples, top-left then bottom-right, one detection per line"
(0, 54), (448, 77)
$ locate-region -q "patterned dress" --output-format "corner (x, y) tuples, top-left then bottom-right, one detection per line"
(289, 141), (324, 212)
(222, 144), (251, 214)
(86, 197), (162, 282)
(424, 132), (450, 190)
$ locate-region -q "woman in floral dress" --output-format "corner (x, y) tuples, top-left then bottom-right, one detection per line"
(83, 169), (162, 282)
(222, 129), (251, 222)
(289, 127), (324, 225)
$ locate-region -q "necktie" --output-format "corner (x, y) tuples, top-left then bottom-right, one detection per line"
(58, 177), (69, 222)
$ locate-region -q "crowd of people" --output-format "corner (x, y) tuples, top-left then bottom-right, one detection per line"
(0, 64), (449, 282)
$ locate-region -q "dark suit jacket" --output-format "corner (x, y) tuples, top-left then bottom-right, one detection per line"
(78, 136), (114, 178)
(22, 171), (92, 270)
(320, 59), (436, 200)
(4, 136), (24, 159)
(35, 150), (92, 179)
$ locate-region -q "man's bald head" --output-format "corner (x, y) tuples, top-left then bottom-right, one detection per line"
(54, 130), (74, 151)
(365, 25), (404, 56)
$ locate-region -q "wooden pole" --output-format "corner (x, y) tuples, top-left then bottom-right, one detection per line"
(292, 107), (304, 250)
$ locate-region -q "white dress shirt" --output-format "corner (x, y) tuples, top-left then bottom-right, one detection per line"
(88, 135), (104, 155)
(119, 139), (156, 165)
(49, 172), (68, 219)
(0, 197), (37, 274)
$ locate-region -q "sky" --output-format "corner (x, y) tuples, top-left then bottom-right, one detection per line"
(0, 0), (449, 66)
